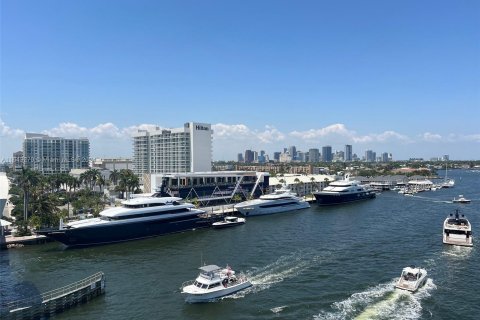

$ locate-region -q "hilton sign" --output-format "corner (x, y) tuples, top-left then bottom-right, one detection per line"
(195, 125), (209, 131)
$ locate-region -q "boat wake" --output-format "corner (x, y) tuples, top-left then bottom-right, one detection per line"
(225, 249), (323, 300)
(313, 279), (436, 320)
(442, 245), (474, 259)
(270, 305), (287, 314)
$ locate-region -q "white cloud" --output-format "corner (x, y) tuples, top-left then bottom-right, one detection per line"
(0, 118), (25, 138)
(212, 123), (251, 139)
(290, 123), (353, 140)
(212, 123), (285, 143)
(421, 132), (443, 142)
(122, 124), (160, 137)
(289, 124), (411, 144)
(42, 122), (89, 137)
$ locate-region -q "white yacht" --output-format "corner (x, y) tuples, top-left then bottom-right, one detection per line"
(313, 175), (376, 205)
(234, 186), (310, 216)
(395, 266), (428, 292)
(181, 265), (251, 302)
(37, 197), (212, 247)
(452, 195), (471, 204)
(443, 210), (473, 246)
(212, 216), (246, 229)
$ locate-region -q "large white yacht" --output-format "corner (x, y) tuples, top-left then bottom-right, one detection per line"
(313, 175), (376, 206)
(234, 186), (310, 216)
(37, 197), (213, 247)
(443, 210), (473, 247)
(181, 264), (251, 303)
(395, 266), (428, 292)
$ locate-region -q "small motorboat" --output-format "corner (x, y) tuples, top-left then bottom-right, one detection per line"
(212, 216), (246, 229)
(452, 195), (471, 204)
(181, 265), (252, 303)
(443, 209), (473, 247)
(395, 266), (427, 292)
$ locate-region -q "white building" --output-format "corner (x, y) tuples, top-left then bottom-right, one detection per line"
(133, 122), (213, 176)
(23, 133), (90, 175)
(269, 174), (336, 196)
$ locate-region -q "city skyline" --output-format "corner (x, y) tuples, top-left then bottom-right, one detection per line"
(1, 1), (479, 161)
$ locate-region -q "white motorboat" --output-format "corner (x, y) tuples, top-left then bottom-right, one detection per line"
(234, 186), (310, 216)
(395, 266), (428, 292)
(452, 195), (471, 204)
(181, 265), (252, 302)
(443, 210), (473, 246)
(212, 216), (246, 229)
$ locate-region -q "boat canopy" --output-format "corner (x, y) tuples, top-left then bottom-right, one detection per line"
(199, 265), (221, 273)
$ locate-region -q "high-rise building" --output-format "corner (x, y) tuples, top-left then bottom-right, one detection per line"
(309, 148), (320, 163)
(322, 146), (333, 162)
(288, 146), (297, 160)
(365, 150), (376, 162)
(237, 153), (244, 162)
(273, 152), (281, 162)
(244, 150), (254, 163)
(381, 152), (389, 162)
(12, 151), (23, 171)
(23, 133), (90, 175)
(133, 122), (212, 175)
(345, 145), (352, 162)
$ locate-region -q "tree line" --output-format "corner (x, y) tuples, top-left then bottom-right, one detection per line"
(8, 168), (140, 236)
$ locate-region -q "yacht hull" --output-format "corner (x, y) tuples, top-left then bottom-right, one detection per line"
(183, 282), (252, 303)
(314, 191), (376, 206)
(37, 216), (214, 247)
(235, 201), (310, 216)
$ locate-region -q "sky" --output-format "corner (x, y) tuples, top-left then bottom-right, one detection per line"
(1, 0), (479, 162)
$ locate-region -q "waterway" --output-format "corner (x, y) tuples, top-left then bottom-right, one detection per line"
(1, 169), (479, 319)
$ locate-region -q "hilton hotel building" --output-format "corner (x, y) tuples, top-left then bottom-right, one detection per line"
(132, 122), (213, 176)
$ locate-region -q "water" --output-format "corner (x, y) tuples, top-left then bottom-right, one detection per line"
(1, 170), (479, 319)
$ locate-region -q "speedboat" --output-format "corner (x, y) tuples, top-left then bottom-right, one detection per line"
(234, 186), (310, 216)
(313, 175), (376, 206)
(181, 265), (252, 303)
(36, 197), (215, 247)
(452, 195), (471, 204)
(395, 266), (427, 292)
(212, 216), (246, 229)
(443, 210), (473, 246)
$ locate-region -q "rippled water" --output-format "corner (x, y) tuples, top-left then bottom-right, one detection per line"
(1, 169), (479, 319)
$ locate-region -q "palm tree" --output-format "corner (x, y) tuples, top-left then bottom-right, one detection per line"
(109, 169), (120, 188)
(14, 168), (41, 229)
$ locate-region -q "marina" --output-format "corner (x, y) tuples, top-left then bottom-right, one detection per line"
(0, 169), (479, 319)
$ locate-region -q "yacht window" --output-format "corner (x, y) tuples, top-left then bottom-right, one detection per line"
(201, 284), (208, 289)
(208, 283), (220, 289)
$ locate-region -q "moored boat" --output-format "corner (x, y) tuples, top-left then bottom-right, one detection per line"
(181, 264), (251, 302)
(313, 175), (376, 206)
(212, 216), (246, 229)
(36, 196), (217, 247)
(234, 186), (310, 216)
(395, 266), (427, 292)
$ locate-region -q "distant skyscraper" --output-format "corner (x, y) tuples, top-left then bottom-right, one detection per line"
(244, 150), (254, 163)
(345, 145), (352, 162)
(237, 153), (244, 162)
(297, 151), (305, 162)
(365, 150), (376, 162)
(322, 146), (333, 162)
(288, 146), (297, 160)
(381, 152), (389, 162)
(23, 133), (89, 175)
(309, 148), (320, 163)
(273, 152), (281, 162)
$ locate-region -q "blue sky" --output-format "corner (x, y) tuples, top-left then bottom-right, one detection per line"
(1, 0), (479, 161)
